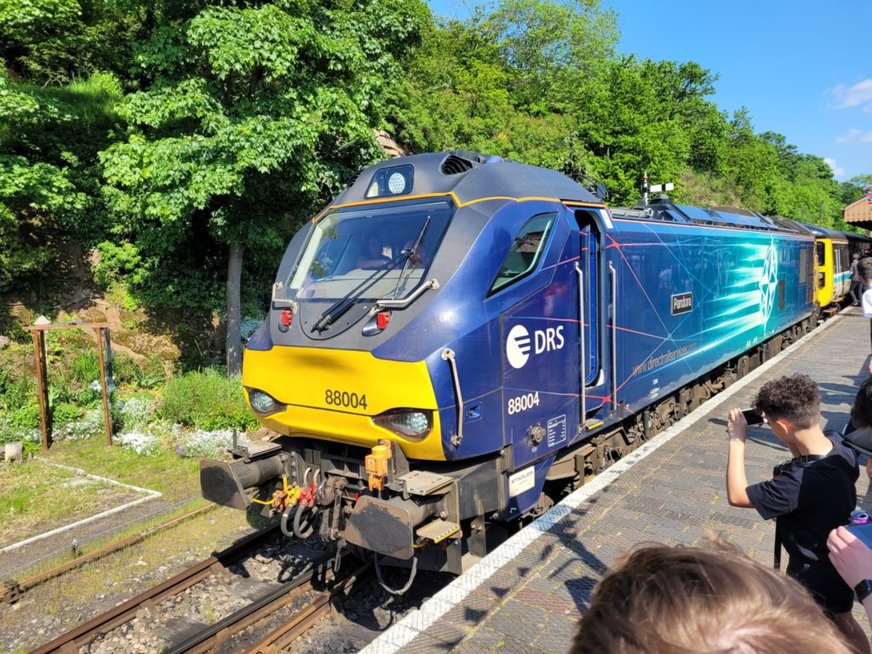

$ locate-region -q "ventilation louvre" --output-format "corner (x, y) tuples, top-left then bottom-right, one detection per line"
(441, 154), (475, 175)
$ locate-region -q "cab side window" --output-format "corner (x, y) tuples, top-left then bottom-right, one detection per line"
(490, 213), (555, 294)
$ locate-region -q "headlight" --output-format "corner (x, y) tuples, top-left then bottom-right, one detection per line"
(247, 388), (285, 416)
(373, 409), (432, 439)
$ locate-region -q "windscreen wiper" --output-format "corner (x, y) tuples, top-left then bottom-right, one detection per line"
(310, 250), (412, 333)
(391, 218), (430, 299)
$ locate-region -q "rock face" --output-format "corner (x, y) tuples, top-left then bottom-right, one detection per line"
(0, 335), (8, 351)
(375, 130), (407, 158)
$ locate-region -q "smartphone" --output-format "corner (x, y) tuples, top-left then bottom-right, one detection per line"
(742, 408), (764, 425)
(847, 522), (872, 548)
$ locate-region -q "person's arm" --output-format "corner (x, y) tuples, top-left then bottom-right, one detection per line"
(726, 408), (753, 507)
(829, 526), (872, 625)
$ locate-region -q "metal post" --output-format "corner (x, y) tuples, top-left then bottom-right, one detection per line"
(25, 321), (111, 449)
(95, 327), (113, 446)
(31, 329), (50, 450)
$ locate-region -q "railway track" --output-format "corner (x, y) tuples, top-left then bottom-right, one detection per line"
(28, 526), (364, 654)
(3, 504), (217, 605)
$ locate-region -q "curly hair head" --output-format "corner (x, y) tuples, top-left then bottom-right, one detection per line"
(571, 539), (850, 654)
(752, 374), (820, 429)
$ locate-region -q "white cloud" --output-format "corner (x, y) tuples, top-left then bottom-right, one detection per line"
(830, 79), (872, 111)
(836, 128), (872, 144)
(824, 157), (845, 176)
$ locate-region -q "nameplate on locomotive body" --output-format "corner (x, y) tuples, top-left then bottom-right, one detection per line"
(671, 292), (694, 316)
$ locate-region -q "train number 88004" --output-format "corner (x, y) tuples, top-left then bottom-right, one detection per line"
(325, 389), (368, 410)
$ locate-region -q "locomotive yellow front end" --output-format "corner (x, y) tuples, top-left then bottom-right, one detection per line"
(241, 345), (446, 461)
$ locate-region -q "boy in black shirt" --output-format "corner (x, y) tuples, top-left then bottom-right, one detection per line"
(726, 373), (870, 653)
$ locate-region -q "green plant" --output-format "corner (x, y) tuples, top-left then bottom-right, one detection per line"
(159, 369), (256, 431)
(116, 394), (157, 429)
(51, 402), (82, 427)
(0, 371), (35, 411)
(113, 352), (166, 389)
(92, 241), (143, 288)
(7, 405), (40, 431)
(69, 351), (100, 384)
(104, 282), (139, 312)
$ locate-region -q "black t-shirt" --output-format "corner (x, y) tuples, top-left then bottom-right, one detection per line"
(746, 433), (858, 610)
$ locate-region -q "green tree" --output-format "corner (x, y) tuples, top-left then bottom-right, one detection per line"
(0, 0), (138, 84)
(391, 0), (620, 190)
(574, 56), (723, 203)
(0, 71), (121, 295)
(101, 0), (428, 374)
(0, 0), (134, 302)
(841, 175), (872, 206)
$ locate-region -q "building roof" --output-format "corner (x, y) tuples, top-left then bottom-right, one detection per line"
(844, 196), (872, 231)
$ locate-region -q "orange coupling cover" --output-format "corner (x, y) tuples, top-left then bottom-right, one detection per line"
(365, 443), (392, 491)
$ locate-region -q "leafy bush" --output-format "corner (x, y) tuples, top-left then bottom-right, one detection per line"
(6, 404), (40, 431)
(159, 370), (256, 431)
(52, 401), (82, 426)
(92, 241), (144, 287)
(0, 367), (35, 411)
(113, 352), (166, 389)
(69, 351), (100, 384)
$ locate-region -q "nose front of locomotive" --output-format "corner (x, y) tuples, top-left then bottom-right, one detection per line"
(240, 190), (455, 462)
(241, 344), (445, 461)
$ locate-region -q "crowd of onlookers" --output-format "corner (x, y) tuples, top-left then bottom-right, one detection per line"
(570, 365), (872, 653)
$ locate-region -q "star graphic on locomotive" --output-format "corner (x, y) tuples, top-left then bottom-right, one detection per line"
(758, 244), (778, 323)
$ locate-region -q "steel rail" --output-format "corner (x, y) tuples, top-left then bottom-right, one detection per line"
(29, 525), (279, 654)
(4, 504), (216, 604)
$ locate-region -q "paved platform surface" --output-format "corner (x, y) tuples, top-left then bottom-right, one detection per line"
(361, 309), (872, 654)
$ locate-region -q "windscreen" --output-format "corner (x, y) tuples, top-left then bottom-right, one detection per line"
(288, 201), (453, 301)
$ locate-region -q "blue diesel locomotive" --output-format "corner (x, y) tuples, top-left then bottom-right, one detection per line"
(200, 152), (816, 581)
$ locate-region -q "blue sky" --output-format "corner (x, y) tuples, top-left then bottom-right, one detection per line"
(426, 0), (872, 182)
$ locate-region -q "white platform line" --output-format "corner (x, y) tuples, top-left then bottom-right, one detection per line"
(359, 314), (845, 654)
(0, 461), (162, 555)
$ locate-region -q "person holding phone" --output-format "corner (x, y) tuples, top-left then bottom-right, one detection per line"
(726, 374), (869, 653)
(829, 373), (872, 634)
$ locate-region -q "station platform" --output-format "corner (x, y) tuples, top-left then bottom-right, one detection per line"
(360, 309), (872, 654)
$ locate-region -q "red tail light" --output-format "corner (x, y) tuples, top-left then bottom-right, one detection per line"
(376, 310), (392, 330)
(278, 308), (293, 332)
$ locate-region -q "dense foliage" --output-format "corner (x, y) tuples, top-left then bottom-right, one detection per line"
(1, 0), (870, 373)
(390, 0), (867, 218)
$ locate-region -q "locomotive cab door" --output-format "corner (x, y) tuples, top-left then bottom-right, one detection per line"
(574, 208), (605, 426)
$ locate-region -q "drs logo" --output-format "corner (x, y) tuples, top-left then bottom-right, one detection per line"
(506, 324), (565, 370)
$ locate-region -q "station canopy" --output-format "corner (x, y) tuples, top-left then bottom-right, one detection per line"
(845, 196), (872, 232)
